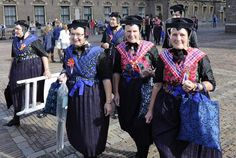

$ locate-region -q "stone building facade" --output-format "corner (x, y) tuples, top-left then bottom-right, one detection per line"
(225, 0), (236, 33)
(0, 0), (227, 28)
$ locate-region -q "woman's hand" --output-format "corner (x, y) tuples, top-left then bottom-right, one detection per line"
(58, 73), (67, 84)
(182, 80), (196, 92)
(102, 43), (110, 49)
(141, 67), (155, 78)
(104, 102), (112, 116)
(145, 109), (153, 124)
(43, 70), (51, 78)
(113, 93), (120, 107)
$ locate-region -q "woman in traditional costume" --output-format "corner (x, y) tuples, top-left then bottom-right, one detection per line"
(146, 18), (222, 158)
(113, 15), (159, 158)
(58, 20), (112, 158)
(4, 20), (51, 127)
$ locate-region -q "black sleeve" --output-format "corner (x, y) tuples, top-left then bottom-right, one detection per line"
(11, 43), (15, 57)
(101, 31), (107, 43)
(113, 48), (122, 74)
(198, 55), (216, 91)
(189, 30), (198, 48)
(31, 40), (48, 57)
(97, 51), (113, 80)
(153, 56), (164, 83)
(162, 31), (170, 48)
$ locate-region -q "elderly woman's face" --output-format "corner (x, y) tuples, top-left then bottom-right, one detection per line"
(169, 28), (189, 49)
(14, 25), (24, 38)
(70, 27), (86, 46)
(125, 24), (140, 43)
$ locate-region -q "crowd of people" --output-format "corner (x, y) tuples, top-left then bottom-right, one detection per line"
(3, 4), (222, 158)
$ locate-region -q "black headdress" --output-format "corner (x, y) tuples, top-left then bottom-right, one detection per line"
(15, 20), (29, 29)
(120, 15), (143, 28)
(68, 19), (89, 30)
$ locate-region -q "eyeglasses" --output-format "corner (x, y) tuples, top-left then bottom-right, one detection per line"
(70, 33), (84, 37)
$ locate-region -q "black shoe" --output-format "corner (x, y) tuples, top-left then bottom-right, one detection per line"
(37, 112), (47, 118)
(3, 119), (20, 127)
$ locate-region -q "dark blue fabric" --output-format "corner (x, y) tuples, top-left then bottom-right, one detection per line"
(43, 81), (61, 116)
(13, 34), (38, 56)
(178, 92), (221, 151)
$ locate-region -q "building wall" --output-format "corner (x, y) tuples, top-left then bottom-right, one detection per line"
(225, 0), (236, 33)
(0, 0), (226, 28)
(167, 0), (226, 23)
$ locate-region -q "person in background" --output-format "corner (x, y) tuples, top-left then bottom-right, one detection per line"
(153, 16), (163, 45)
(58, 20), (113, 158)
(144, 15), (152, 41)
(162, 4), (198, 49)
(113, 15), (159, 158)
(4, 20), (51, 127)
(146, 18), (222, 158)
(101, 12), (125, 119)
(213, 14), (217, 28)
(29, 21), (36, 34)
(89, 18), (96, 35)
(53, 20), (63, 62)
(192, 16), (198, 32)
(42, 25), (55, 62)
(58, 23), (70, 59)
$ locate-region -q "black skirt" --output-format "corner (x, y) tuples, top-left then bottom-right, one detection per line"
(152, 89), (222, 158)
(9, 57), (44, 113)
(117, 78), (152, 147)
(66, 83), (109, 157)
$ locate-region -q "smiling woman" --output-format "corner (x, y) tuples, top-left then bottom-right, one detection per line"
(4, 20), (51, 127)
(113, 15), (159, 158)
(58, 19), (113, 158)
(148, 18), (222, 158)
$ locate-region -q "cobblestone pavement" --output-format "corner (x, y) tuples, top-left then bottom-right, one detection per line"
(0, 24), (236, 158)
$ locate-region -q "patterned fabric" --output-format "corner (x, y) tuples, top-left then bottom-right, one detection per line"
(116, 40), (154, 81)
(13, 35), (39, 61)
(106, 26), (125, 45)
(160, 48), (206, 84)
(43, 81), (61, 116)
(64, 45), (103, 96)
(138, 78), (153, 117)
(178, 92), (221, 151)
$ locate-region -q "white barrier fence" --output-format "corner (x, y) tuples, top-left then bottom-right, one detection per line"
(16, 73), (60, 116)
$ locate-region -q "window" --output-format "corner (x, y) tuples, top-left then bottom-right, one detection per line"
(122, 7), (129, 17)
(84, 6), (92, 20)
(138, 7), (145, 18)
(194, 6), (198, 16)
(61, 6), (70, 23)
(155, 5), (162, 17)
(210, 6), (214, 15)
(185, 6), (188, 16)
(104, 6), (111, 18)
(34, 6), (45, 25)
(4, 6), (16, 27)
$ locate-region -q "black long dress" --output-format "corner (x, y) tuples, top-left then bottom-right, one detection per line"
(63, 44), (112, 157)
(113, 41), (159, 157)
(152, 48), (222, 158)
(9, 35), (47, 119)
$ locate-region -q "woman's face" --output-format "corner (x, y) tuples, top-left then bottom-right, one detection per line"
(14, 25), (24, 38)
(169, 28), (189, 50)
(70, 27), (86, 46)
(110, 17), (118, 27)
(125, 24), (140, 43)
